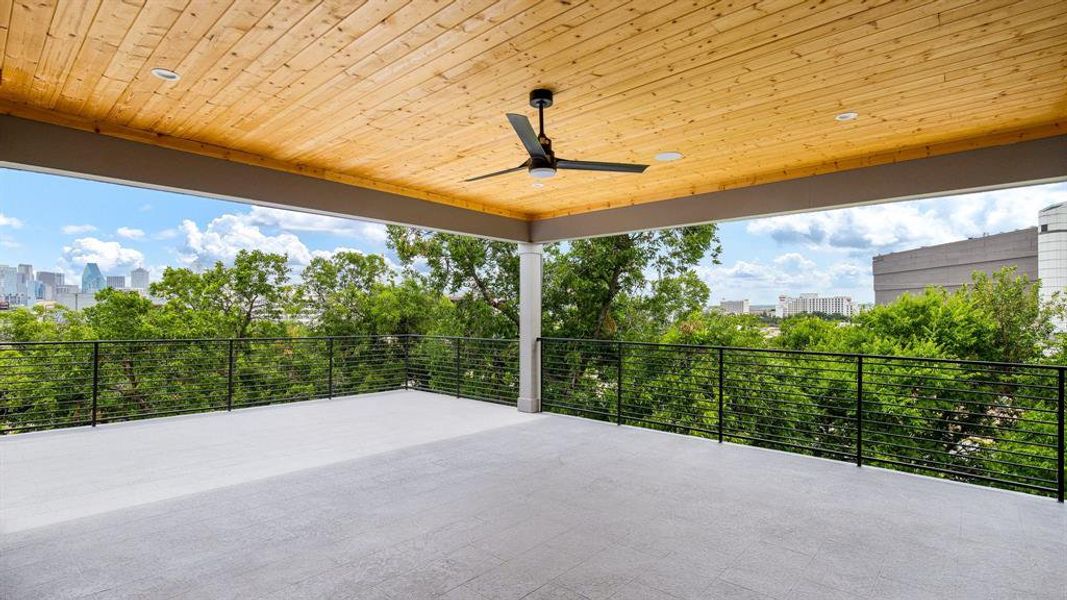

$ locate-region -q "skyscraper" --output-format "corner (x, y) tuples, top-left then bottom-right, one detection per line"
(81, 263), (106, 294)
(106, 275), (126, 289)
(0, 265), (16, 294)
(130, 267), (149, 290)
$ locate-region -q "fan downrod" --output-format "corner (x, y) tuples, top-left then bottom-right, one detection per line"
(529, 88), (553, 109)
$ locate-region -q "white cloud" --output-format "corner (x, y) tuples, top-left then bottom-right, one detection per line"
(62, 237), (145, 272)
(747, 182), (1067, 254)
(178, 215), (312, 267)
(154, 228), (179, 240)
(175, 208), (392, 269)
(700, 253), (871, 299)
(245, 206), (387, 242)
(0, 213), (23, 228)
(62, 224), (97, 235)
(117, 227), (145, 240)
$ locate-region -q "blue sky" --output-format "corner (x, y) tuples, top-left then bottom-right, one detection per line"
(1, 167), (1065, 304)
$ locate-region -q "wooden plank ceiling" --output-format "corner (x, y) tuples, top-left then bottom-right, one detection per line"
(1, 0), (1065, 221)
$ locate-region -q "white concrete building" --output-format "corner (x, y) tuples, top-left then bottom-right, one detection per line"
(719, 299), (750, 314)
(776, 293), (857, 318)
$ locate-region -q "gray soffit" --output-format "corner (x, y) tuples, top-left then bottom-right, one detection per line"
(0, 115), (530, 242)
(2, 115), (1064, 244)
(529, 134), (1067, 242)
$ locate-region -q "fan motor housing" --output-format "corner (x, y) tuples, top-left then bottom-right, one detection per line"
(529, 88), (553, 109)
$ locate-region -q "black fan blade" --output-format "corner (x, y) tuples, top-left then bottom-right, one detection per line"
(506, 113), (548, 160)
(464, 163), (527, 182)
(557, 159), (648, 173)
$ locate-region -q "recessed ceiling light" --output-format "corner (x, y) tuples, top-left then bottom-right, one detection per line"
(151, 68), (181, 82)
(835, 111), (858, 122)
(655, 151), (684, 162)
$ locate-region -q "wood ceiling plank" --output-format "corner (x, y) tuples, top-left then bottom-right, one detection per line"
(410, 1), (1064, 186)
(513, 59), (1067, 210)
(52, 0), (144, 114)
(164, 0), (355, 137)
(78, 0), (191, 119)
(0, 0), (15, 75)
(126, 0), (320, 132)
(329, 0), (916, 172)
(322, 0), (838, 164)
(227, 0), (511, 154)
(274, 0), (710, 162)
(1, 0), (1063, 221)
(204, 0), (440, 142)
(103, 0), (245, 123)
(29, 0), (102, 106)
(1, 0), (58, 97)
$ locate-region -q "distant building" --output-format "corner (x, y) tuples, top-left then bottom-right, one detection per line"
(776, 293), (858, 318)
(719, 299), (750, 314)
(750, 305), (777, 318)
(130, 267), (149, 290)
(106, 275), (126, 289)
(55, 291), (97, 311)
(0, 265), (16, 295)
(35, 271), (64, 301)
(36, 271), (63, 288)
(872, 228), (1038, 304)
(81, 263), (106, 294)
(1039, 204), (1067, 315)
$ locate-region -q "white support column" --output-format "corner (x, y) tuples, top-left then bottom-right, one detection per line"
(517, 242), (543, 413)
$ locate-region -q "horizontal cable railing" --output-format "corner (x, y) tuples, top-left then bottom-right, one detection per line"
(3, 333), (1064, 499)
(0, 335), (518, 435)
(540, 337), (1066, 500)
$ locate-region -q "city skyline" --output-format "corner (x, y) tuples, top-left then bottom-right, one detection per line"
(2, 168), (1066, 304)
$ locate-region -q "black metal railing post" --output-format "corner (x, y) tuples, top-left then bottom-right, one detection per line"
(717, 347), (724, 443)
(327, 338), (335, 399)
(91, 341), (100, 427)
(227, 339), (235, 411)
(616, 342), (623, 426)
(856, 355), (864, 467)
(403, 336), (410, 390)
(1058, 367), (1064, 503)
(455, 338), (462, 398)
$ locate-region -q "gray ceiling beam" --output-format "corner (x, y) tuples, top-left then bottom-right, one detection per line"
(0, 115), (530, 242)
(529, 134), (1067, 242)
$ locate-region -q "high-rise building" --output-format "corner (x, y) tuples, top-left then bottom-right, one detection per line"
(0, 265), (16, 295)
(106, 275), (126, 289)
(130, 267), (149, 290)
(776, 293), (857, 318)
(36, 271), (63, 301)
(36, 271), (63, 287)
(81, 263), (106, 294)
(719, 299), (750, 314)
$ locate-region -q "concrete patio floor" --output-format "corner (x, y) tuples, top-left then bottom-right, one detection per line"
(1, 390), (1064, 599)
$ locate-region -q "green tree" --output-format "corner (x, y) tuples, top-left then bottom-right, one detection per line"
(151, 250), (292, 338)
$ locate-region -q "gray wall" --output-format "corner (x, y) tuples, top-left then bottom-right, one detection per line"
(872, 228), (1038, 304)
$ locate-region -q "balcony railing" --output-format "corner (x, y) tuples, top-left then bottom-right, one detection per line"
(0, 335), (518, 435)
(540, 337), (1066, 500)
(2, 334), (1064, 499)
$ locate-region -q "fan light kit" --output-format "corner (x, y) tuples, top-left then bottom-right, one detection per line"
(465, 89), (649, 182)
(151, 68), (181, 82)
(655, 151), (684, 162)
(835, 111), (858, 122)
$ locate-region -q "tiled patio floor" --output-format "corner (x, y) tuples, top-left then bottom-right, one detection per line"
(1, 390), (1063, 599)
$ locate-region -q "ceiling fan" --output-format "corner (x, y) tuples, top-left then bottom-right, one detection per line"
(464, 89), (649, 182)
